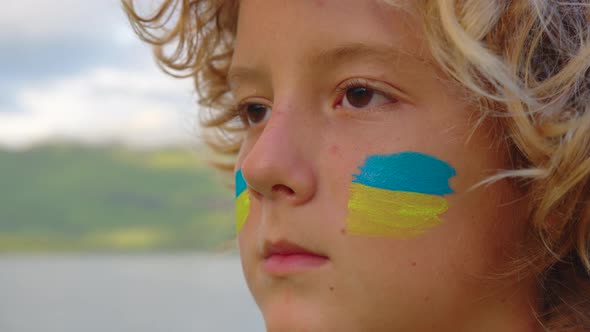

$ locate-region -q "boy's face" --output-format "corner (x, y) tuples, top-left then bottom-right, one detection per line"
(232, 0), (531, 330)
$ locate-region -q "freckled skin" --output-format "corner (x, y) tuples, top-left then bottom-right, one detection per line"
(312, 0), (326, 7)
(328, 144), (342, 158)
(234, 0), (541, 331)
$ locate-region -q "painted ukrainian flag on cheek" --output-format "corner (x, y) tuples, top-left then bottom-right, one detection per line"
(235, 169), (250, 233)
(346, 152), (457, 237)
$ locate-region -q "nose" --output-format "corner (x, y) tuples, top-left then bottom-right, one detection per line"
(240, 103), (317, 206)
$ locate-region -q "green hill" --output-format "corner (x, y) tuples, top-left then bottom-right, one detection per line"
(0, 144), (236, 252)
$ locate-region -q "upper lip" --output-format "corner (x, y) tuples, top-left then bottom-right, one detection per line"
(262, 240), (327, 259)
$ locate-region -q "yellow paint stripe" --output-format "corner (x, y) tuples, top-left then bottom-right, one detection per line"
(236, 191), (251, 233)
(346, 183), (449, 237)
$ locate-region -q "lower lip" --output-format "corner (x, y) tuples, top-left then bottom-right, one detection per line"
(263, 254), (329, 276)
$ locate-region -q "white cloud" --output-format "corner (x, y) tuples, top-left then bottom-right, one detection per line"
(2, 0), (128, 42)
(0, 0), (208, 150)
(0, 67), (202, 149)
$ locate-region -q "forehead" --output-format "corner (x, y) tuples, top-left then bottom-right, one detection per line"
(231, 0), (428, 73)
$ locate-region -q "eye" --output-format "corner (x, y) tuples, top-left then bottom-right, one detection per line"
(336, 79), (398, 110)
(237, 103), (272, 127)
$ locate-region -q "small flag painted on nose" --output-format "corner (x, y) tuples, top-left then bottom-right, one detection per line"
(346, 152), (456, 237)
(235, 169), (250, 233)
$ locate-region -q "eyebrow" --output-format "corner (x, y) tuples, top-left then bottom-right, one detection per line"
(227, 66), (265, 90)
(310, 42), (428, 68)
(227, 42), (430, 88)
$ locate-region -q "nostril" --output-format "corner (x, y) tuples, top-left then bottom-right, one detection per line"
(272, 184), (295, 195)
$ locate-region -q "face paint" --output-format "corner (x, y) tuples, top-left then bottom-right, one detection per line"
(346, 152), (456, 237)
(235, 169), (251, 233)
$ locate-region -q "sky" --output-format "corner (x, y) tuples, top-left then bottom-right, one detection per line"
(0, 0), (199, 149)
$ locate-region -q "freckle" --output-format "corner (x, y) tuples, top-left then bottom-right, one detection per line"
(424, 296), (430, 302)
(411, 261), (417, 267)
(313, 0), (326, 7)
(329, 286), (334, 292)
(329, 144), (342, 158)
(340, 228), (347, 235)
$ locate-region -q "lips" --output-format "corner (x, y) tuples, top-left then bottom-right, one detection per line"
(262, 240), (329, 276)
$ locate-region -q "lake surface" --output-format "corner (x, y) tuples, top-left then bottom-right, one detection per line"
(0, 253), (265, 332)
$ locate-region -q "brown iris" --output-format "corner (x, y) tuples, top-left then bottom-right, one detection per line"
(244, 104), (269, 125)
(346, 87), (374, 108)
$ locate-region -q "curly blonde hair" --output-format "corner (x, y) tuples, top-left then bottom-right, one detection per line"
(122, 0), (590, 330)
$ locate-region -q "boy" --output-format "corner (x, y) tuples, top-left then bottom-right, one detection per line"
(124, 0), (590, 330)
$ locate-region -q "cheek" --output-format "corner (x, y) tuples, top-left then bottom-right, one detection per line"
(445, 180), (529, 264)
(344, 152), (457, 238)
(237, 206), (259, 282)
(235, 169), (251, 234)
(347, 187), (449, 237)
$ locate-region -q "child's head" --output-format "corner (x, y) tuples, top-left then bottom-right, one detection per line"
(125, 0), (590, 330)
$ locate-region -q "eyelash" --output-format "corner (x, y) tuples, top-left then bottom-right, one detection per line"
(333, 78), (398, 110)
(334, 78), (373, 97)
(234, 99), (271, 128)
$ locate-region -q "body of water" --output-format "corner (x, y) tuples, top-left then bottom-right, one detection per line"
(0, 253), (265, 332)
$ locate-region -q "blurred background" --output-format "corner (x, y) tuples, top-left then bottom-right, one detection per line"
(0, 1), (264, 331)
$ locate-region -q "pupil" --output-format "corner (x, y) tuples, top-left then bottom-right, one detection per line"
(247, 104), (267, 124)
(346, 87), (373, 108)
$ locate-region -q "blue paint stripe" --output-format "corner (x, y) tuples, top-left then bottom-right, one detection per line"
(352, 152), (456, 196)
(235, 169), (248, 198)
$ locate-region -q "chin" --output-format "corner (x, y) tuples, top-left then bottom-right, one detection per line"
(259, 295), (331, 332)
(263, 311), (315, 332)
(264, 316), (329, 332)
(264, 316), (312, 332)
